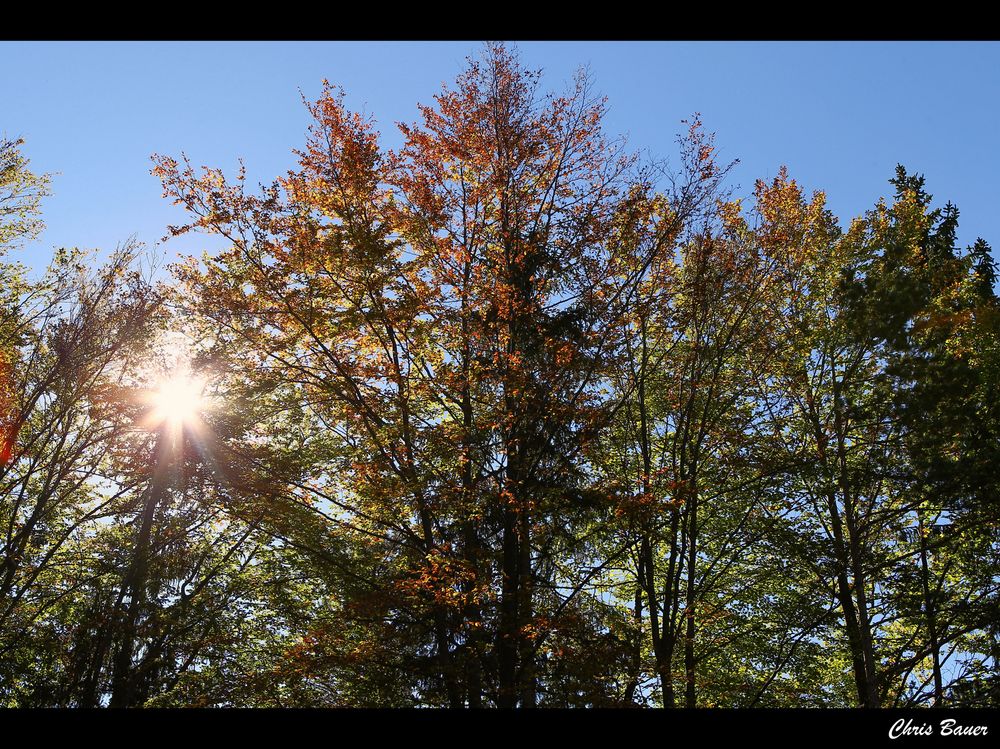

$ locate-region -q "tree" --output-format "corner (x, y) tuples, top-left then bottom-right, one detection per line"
(0, 136), (50, 256)
(3, 46), (997, 710)
(840, 168), (1000, 707)
(0, 244), (162, 705)
(153, 42), (728, 707)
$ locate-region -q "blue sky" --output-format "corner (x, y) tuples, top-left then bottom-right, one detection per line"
(3, 41), (998, 273)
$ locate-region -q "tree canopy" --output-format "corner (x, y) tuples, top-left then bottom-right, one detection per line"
(0, 44), (997, 708)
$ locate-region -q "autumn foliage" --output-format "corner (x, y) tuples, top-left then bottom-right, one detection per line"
(0, 45), (998, 709)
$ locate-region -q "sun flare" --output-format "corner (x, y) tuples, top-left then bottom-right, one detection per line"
(149, 373), (207, 429)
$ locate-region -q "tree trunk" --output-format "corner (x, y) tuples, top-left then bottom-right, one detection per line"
(110, 424), (170, 708)
(498, 501), (519, 708)
(684, 481), (698, 708)
(917, 510), (944, 706)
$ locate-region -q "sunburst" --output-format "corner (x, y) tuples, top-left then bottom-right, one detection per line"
(149, 373), (206, 429)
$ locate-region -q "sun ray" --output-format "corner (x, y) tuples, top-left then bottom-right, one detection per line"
(139, 370), (209, 445)
(150, 374), (206, 428)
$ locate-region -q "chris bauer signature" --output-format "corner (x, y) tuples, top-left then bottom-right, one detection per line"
(889, 718), (989, 739)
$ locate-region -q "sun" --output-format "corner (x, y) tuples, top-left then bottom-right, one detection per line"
(149, 373), (207, 429)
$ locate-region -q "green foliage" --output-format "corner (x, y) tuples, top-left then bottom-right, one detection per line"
(0, 137), (50, 254)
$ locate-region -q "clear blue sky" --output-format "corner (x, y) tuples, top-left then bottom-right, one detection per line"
(3, 41), (999, 272)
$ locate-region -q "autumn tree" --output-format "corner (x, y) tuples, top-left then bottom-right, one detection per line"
(153, 43), (729, 707)
(4, 47), (996, 710)
(732, 166), (1000, 709)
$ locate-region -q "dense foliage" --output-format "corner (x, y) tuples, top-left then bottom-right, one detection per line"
(1, 45), (997, 708)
